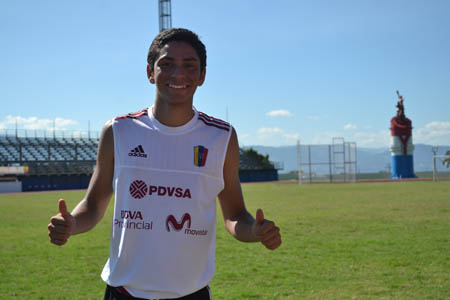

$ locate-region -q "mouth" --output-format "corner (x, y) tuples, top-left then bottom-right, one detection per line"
(168, 84), (188, 89)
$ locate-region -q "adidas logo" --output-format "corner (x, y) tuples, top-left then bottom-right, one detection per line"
(128, 145), (148, 158)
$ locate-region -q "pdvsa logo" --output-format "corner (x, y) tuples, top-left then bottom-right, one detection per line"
(129, 180), (148, 199)
(166, 213), (208, 236)
(129, 180), (192, 199)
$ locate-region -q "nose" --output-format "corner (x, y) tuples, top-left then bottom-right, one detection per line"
(171, 64), (186, 78)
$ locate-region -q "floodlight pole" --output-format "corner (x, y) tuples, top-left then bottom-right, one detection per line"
(159, 0), (172, 32)
(297, 140), (302, 184)
(432, 146), (438, 181)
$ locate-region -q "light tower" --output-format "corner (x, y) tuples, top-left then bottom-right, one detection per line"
(389, 91), (416, 179)
(159, 0), (172, 32)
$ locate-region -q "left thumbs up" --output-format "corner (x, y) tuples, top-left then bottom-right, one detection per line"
(251, 209), (282, 250)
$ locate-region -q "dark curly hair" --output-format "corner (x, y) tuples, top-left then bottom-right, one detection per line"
(147, 28), (207, 74)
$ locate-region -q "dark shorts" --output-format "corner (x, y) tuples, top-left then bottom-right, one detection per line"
(104, 285), (211, 300)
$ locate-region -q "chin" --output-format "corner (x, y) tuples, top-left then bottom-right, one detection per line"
(166, 98), (193, 106)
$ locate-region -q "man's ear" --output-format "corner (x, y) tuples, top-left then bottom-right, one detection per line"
(147, 64), (155, 84)
(198, 68), (206, 86)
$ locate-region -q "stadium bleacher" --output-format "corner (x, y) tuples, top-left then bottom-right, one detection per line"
(0, 131), (98, 178)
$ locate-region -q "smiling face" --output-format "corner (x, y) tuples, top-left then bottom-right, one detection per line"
(148, 41), (206, 107)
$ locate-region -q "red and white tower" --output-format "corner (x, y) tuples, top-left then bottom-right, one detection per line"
(389, 91), (415, 178)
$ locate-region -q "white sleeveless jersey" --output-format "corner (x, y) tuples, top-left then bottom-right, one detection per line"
(101, 107), (232, 299)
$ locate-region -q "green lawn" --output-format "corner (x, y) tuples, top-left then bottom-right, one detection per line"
(1, 181), (449, 299)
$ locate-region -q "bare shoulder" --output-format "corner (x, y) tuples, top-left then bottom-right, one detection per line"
(221, 126), (241, 191)
(101, 120), (114, 142)
(229, 126), (238, 147)
(98, 120), (114, 151)
(224, 127), (239, 170)
(93, 120), (114, 168)
(84, 120), (115, 201)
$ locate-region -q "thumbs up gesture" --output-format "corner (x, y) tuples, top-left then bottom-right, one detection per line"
(48, 199), (76, 246)
(251, 209), (282, 250)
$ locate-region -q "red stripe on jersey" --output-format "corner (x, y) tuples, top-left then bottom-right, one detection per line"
(198, 112), (230, 127)
(198, 115), (230, 130)
(114, 109), (148, 120)
(116, 286), (133, 297)
(198, 115), (230, 131)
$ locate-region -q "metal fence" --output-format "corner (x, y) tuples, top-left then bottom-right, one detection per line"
(0, 129), (100, 140)
(297, 138), (357, 183)
(432, 155), (450, 181)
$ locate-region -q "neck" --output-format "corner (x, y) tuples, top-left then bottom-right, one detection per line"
(152, 99), (194, 127)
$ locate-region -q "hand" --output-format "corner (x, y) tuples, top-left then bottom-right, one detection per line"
(252, 209), (281, 250)
(48, 199), (76, 246)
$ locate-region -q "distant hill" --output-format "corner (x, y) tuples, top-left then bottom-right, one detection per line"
(244, 144), (450, 174)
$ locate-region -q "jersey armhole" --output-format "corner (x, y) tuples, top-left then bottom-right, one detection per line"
(111, 119), (121, 186)
(219, 126), (233, 189)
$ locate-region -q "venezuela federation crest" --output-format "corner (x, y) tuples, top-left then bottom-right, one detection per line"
(194, 145), (208, 167)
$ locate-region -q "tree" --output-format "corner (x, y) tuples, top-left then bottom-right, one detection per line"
(239, 148), (275, 170)
(444, 150), (450, 168)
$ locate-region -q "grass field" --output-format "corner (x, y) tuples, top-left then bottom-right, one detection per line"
(1, 181), (449, 299)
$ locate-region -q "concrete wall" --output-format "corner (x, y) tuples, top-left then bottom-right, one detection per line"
(239, 170), (278, 182)
(0, 181), (22, 193)
(18, 175), (91, 192)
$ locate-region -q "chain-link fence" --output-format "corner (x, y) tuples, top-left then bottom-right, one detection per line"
(297, 138), (357, 183)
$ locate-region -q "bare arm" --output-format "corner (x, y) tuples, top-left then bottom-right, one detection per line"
(218, 128), (281, 249)
(48, 120), (115, 245)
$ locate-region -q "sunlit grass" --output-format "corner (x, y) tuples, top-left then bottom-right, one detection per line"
(1, 181), (449, 299)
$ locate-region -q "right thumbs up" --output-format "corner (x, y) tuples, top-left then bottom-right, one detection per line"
(48, 198), (75, 246)
(59, 199), (70, 218)
(255, 208), (265, 225)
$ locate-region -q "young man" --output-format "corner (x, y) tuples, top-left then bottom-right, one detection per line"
(48, 28), (281, 300)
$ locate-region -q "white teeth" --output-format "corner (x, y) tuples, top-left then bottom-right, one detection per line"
(169, 84), (187, 89)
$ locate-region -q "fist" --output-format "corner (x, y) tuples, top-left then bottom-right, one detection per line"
(252, 209), (282, 250)
(48, 199), (75, 246)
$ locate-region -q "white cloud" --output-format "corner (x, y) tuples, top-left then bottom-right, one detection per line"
(307, 121), (450, 148)
(414, 121), (450, 145)
(1, 115), (79, 131)
(266, 110), (292, 117)
(238, 133), (250, 144)
(310, 131), (340, 145)
(257, 127), (300, 142)
(344, 123), (357, 130)
(308, 130), (390, 148)
(351, 131), (390, 147)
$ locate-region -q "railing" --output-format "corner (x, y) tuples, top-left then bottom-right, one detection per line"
(0, 129), (100, 140)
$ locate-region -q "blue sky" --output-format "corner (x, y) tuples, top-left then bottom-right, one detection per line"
(1, 0), (449, 147)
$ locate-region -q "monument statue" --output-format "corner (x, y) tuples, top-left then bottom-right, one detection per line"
(389, 91), (415, 178)
(394, 90), (410, 126)
(396, 90), (404, 118)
